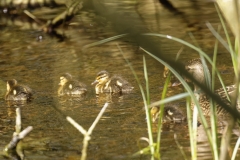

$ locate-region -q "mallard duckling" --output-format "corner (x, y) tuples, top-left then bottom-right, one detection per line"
(5, 79), (33, 101)
(163, 66), (182, 87)
(58, 73), (87, 96)
(185, 58), (239, 115)
(91, 70), (134, 94)
(151, 105), (185, 123)
(163, 66), (169, 78)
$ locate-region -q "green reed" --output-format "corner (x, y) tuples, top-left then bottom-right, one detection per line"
(190, 31), (220, 159)
(155, 69), (171, 159)
(124, 55), (154, 159)
(210, 27), (220, 160)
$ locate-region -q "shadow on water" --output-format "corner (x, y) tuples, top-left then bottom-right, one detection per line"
(0, 0), (239, 159)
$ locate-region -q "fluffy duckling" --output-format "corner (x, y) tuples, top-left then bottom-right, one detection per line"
(163, 66), (182, 87)
(5, 79), (33, 101)
(58, 73), (87, 96)
(151, 105), (185, 123)
(91, 70), (134, 94)
(185, 58), (239, 115)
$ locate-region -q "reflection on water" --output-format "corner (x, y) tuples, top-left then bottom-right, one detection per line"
(0, 0), (239, 159)
(58, 94), (87, 105)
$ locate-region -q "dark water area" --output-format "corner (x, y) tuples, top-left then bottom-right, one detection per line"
(0, 0), (238, 159)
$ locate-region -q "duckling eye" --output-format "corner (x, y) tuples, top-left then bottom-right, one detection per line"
(99, 75), (106, 79)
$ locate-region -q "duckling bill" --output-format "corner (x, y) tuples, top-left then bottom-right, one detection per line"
(58, 73), (87, 96)
(91, 70), (134, 94)
(5, 79), (33, 101)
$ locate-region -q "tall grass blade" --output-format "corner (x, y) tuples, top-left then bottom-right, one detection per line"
(213, 4), (237, 75)
(118, 44), (154, 159)
(143, 56), (150, 105)
(82, 34), (128, 50)
(148, 92), (190, 108)
(209, 26), (221, 160)
(155, 72), (171, 159)
(231, 136), (240, 160)
(186, 96), (196, 159)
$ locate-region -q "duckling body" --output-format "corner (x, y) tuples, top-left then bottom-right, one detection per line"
(151, 105), (185, 123)
(91, 70), (134, 94)
(58, 73), (87, 96)
(185, 58), (239, 115)
(5, 79), (33, 101)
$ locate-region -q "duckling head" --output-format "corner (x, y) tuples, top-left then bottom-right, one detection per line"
(7, 79), (17, 91)
(59, 73), (72, 86)
(150, 106), (160, 123)
(91, 70), (110, 86)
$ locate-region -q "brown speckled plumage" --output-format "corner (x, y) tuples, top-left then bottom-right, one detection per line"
(186, 58), (239, 115)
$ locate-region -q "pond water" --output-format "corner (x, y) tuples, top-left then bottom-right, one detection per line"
(0, 0), (239, 159)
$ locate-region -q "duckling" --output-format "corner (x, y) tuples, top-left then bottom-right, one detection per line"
(185, 58), (239, 115)
(151, 105), (185, 123)
(163, 66), (182, 87)
(5, 79), (33, 101)
(58, 73), (87, 96)
(58, 73), (86, 96)
(91, 70), (134, 94)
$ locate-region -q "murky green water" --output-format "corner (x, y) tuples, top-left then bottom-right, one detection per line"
(0, 0), (239, 159)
